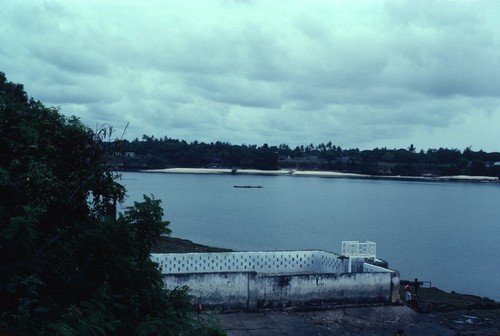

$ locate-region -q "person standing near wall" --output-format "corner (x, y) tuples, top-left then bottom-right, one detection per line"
(405, 285), (412, 303)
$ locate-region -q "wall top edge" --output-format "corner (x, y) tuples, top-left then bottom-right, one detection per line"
(161, 270), (396, 276)
(151, 249), (341, 256)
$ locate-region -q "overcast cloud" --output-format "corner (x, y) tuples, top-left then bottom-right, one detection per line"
(2, 0), (500, 151)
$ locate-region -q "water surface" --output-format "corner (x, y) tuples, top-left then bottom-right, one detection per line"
(120, 172), (500, 301)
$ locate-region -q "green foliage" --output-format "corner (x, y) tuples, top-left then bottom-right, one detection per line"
(122, 195), (171, 259)
(0, 72), (222, 335)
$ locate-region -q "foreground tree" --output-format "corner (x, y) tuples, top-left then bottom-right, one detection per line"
(0, 72), (223, 335)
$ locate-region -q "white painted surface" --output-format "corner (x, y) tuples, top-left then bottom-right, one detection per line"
(162, 271), (399, 310)
(151, 250), (346, 275)
(153, 250), (400, 310)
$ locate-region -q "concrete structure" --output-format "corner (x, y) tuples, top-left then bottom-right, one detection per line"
(342, 240), (377, 273)
(151, 242), (400, 311)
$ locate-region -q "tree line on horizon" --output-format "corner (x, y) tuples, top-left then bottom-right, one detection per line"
(110, 135), (500, 177)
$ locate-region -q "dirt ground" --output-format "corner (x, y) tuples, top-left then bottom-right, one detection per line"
(216, 297), (499, 336)
(151, 236), (232, 253)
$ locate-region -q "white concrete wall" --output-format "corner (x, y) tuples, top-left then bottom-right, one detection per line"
(164, 272), (251, 310)
(151, 250), (346, 275)
(363, 263), (391, 273)
(154, 250), (400, 310)
(255, 272), (395, 308)
(162, 271), (399, 310)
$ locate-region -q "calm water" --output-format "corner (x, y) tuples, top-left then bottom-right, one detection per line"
(120, 172), (500, 301)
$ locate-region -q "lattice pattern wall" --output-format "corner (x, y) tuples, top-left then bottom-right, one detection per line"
(341, 241), (376, 258)
(151, 250), (345, 275)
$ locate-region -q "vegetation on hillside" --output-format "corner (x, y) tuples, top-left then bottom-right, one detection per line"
(110, 136), (500, 177)
(0, 72), (224, 335)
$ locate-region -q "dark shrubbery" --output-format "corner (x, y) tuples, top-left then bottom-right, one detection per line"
(0, 72), (224, 335)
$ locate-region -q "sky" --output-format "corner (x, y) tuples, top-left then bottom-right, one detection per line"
(2, 0), (500, 152)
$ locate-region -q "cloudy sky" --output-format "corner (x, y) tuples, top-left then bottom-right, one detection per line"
(2, 0), (500, 152)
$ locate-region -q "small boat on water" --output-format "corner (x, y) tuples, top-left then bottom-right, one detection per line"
(233, 185), (263, 188)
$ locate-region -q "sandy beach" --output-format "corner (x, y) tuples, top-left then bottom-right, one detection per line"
(145, 168), (292, 175)
(142, 168), (498, 182)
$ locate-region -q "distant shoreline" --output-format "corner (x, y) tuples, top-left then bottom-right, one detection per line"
(140, 167), (499, 183)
